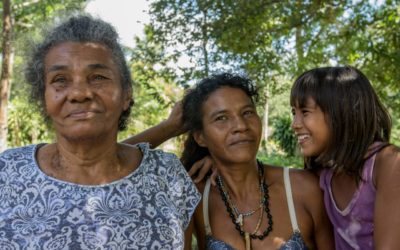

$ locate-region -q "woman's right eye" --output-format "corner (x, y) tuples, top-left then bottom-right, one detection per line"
(50, 76), (68, 89)
(215, 115), (227, 121)
(52, 76), (67, 84)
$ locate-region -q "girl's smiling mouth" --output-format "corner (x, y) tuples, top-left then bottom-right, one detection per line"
(297, 134), (311, 144)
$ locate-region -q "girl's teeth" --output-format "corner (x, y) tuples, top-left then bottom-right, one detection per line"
(298, 135), (310, 141)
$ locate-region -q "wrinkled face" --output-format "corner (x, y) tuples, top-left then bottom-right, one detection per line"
(194, 87), (262, 165)
(291, 97), (330, 157)
(44, 41), (131, 141)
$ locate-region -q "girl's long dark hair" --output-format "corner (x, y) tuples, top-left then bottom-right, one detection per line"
(290, 66), (391, 183)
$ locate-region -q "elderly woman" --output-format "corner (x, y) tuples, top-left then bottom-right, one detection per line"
(0, 15), (200, 249)
(127, 73), (334, 249)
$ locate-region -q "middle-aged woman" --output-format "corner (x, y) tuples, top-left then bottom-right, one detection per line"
(0, 15), (200, 249)
(126, 73), (334, 249)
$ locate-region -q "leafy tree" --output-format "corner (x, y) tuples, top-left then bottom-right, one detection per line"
(0, 0), (12, 151)
(119, 25), (184, 152)
(149, 0), (355, 146)
(7, 95), (54, 146)
(149, 0), (400, 149)
(149, 0), (245, 86)
(1, 0), (85, 150)
(334, 1), (400, 144)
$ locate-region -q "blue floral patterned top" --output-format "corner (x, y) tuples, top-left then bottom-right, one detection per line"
(0, 143), (201, 249)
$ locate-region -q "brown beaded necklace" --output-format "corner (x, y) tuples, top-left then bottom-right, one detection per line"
(216, 160), (273, 248)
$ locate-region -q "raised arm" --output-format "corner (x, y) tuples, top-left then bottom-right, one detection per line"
(374, 145), (400, 249)
(122, 102), (186, 148)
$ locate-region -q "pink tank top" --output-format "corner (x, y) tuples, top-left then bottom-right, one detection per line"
(320, 143), (386, 250)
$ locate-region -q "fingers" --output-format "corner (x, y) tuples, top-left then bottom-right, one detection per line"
(167, 101), (187, 137)
(210, 168), (218, 186)
(194, 157), (213, 183)
(168, 101), (183, 121)
(188, 156), (213, 183)
(188, 158), (205, 178)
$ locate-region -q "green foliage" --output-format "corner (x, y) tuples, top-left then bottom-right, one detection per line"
(12, 0), (85, 34)
(7, 95), (54, 147)
(149, 0), (217, 81)
(3, 0), (399, 152)
(3, 0), (85, 148)
(257, 152), (302, 169)
(271, 115), (298, 157)
(118, 25), (183, 143)
(149, 0), (400, 150)
(391, 121), (400, 146)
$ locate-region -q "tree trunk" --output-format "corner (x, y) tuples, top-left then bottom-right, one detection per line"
(0, 0), (13, 152)
(262, 85), (269, 151)
(295, 27), (303, 59)
(201, 8), (209, 76)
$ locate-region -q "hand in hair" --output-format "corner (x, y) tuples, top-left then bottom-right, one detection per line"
(188, 156), (218, 185)
(122, 101), (186, 148)
(165, 101), (187, 137)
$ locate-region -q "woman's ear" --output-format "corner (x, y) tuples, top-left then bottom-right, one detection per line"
(193, 131), (207, 147)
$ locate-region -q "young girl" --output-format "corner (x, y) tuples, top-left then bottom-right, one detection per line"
(290, 66), (400, 249)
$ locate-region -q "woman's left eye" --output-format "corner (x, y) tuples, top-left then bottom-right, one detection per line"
(243, 110), (254, 116)
(93, 75), (107, 81)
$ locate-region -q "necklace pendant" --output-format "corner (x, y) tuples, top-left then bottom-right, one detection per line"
(236, 214), (244, 226)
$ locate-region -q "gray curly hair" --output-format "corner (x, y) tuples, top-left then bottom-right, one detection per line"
(25, 15), (133, 130)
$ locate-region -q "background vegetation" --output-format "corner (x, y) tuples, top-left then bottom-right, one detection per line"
(1, 0), (399, 168)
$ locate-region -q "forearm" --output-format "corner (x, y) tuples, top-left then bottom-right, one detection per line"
(122, 120), (179, 148)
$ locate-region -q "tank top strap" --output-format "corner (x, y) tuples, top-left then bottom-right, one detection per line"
(203, 178), (212, 235)
(365, 141), (390, 159)
(363, 142), (389, 183)
(363, 152), (377, 183)
(283, 167), (300, 233)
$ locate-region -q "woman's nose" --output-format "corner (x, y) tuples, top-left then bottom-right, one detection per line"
(232, 116), (248, 132)
(67, 78), (93, 102)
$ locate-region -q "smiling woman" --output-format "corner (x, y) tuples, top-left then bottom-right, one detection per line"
(0, 15), (200, 249)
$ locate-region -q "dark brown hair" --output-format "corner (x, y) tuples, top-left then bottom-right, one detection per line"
(290, 66), (391, 183)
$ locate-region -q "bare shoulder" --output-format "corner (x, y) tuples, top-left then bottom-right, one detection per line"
(287, 168), (320, 195)
(118, 142), (140, 153)
(375, 144), (400, 185)
(264, 165), (320, 199)
(118, 143), (144, 171)
(286, 168), (324, 217)
(376, 144), (400, 163)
